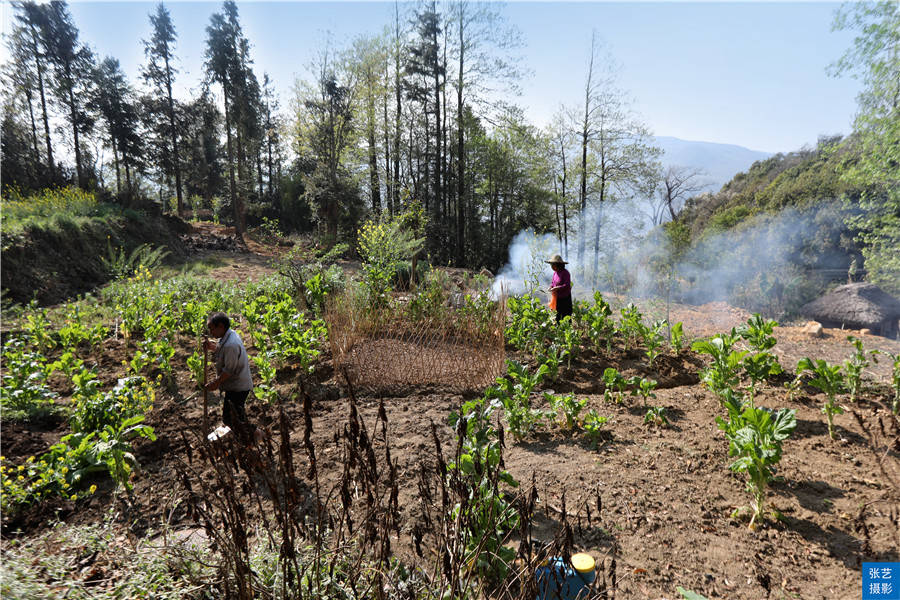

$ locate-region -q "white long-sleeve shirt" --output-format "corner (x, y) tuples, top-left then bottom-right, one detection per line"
(214, 329), (253, 392)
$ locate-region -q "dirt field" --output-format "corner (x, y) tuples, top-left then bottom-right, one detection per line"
(2, 247), (899, 600)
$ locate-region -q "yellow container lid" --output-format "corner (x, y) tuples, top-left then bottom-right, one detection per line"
(571, 553), (595, 573)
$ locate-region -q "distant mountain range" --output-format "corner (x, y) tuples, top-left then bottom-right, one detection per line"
(653, 136), (773, 193)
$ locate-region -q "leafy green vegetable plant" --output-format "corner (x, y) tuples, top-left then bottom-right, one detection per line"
(738, 313), (778, 352)
(71, 376), (154, 435)
(128, 348), (152, 375)
(1, 413), (155, 512)
(506, 295), (556, 356)
(534, 343), (563, 381)
(670, 321), (685, 353)
(796, 357), (845, 440)
(783, 375), (803, 403)
(492, 361), (549, 440)
(602, 367), (628, 403)
(873, 350), (900, 414)
(22, 307), (56, 353)
(558, 317), (581, 369)
(448, 389), (519, 583)
(252, 354), (279, 403)
(692, 330), (748, 400)
(585, 292), (615, 353)
(51, 351), (84, 379)
(92, 415), (157, 492)
(582, 410), (609, 448)
(643, 319), (667, 368)
(717, 400), (796, 528)
(544, 393), (587, 431)
(56, 303), (108, 351)
(0, 338), (58, 420)
(619, 303), (644, 350)
(742, 351), (783, 407)
(186, 349), (205, 391)
(843, 335), (876, 403)
(627, 376), (658, 407)
(644, 406), (669, 427)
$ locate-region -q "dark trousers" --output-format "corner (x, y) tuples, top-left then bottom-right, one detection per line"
(555, 294), (573, 323)
(223, 390), (250, 429)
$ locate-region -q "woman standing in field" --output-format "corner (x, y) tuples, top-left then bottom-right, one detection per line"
(547, 254), (572, 323)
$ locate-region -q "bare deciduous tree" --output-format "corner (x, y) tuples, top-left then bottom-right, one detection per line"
(656, 165), (707, 223)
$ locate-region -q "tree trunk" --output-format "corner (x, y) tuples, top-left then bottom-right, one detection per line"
(367, 65), (381, 214)
(553, 176), (562, 254)
(578, 123), (588, 274)
(67, 82), (84, 189)
(441, 28), (449, 224)
(163, 52), (183, 216)
(382, 84), (392, 216)
(558, 136), (569, 258)
(591, 166), (607, 288)
(124, 161), (133, 202)
(431, 10), (441, 226)
(266, 119), (274, 198)
(29, 23), (54, 174)
(223, 87), (240, 238)
(257, 150), (264, 201)
(111, 134), (121, 196)
(423, 97), (431, 214)
(577, 34), (596, 276)
(24, 87), (39, 162)
(235, 125), (248, 235)
(456, 4), (465, 265)
(393, 1), (402, 214)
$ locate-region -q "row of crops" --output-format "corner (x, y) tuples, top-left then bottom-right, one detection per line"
(464, 293), (900, 534)
(1, 269), (329, 516)
(2, 262), (899, 596)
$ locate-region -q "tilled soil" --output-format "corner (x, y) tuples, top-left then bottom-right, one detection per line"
(3, 255), (899, 599)
(4, 329), (899, 600)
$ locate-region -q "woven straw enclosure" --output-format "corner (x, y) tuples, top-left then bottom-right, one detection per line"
(325, 295), (506, 394)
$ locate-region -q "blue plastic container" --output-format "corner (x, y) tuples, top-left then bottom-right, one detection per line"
(536, 554), (596, 600)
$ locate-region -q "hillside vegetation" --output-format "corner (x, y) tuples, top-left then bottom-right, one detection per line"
(683, 136), (858, 236)
(1, 187), (188, 305)
(664, 134), (895, 318)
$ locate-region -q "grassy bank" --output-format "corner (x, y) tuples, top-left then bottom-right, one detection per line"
(1, 188), (189, 306)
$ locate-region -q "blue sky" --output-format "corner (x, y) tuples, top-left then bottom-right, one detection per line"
(1, 1), (861, 153)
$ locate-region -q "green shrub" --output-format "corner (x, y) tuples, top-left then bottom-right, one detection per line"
(101, 240), (170, 281)
(357, 214), (425, 306)
(448, 388), (519, 585)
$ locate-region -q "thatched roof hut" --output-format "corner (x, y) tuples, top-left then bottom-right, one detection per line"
(800, 282), (900, 339)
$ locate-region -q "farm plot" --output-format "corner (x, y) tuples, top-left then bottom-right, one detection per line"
(1, 256), (898, 600)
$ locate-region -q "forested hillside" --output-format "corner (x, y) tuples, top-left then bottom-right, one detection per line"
(658, 131), (899, 318)
(681, 135), (855, 235)
(658, 137), (860, 317)
(2, 0), (896, 303)
(664, 0), (899, 313)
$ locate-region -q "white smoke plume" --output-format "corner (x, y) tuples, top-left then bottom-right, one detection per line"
(493, 199), (851, 317)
